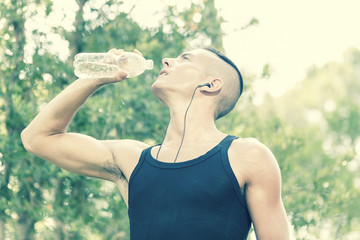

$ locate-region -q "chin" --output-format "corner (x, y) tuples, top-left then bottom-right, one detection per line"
(151, 80), (173, 107)
(151, 80), (161, 94)
(151, 81), (166, 102)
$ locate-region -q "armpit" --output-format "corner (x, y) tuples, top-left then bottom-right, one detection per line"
(102, 160), (127, 183)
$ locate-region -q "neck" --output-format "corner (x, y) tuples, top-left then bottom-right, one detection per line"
(156, 107), (225, 162)
(161, 102), (222, 148)
(155, 91), (226, 162)
(155, 86), (226, 162)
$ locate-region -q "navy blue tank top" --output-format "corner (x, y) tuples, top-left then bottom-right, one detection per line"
(128, 135), (251, 240)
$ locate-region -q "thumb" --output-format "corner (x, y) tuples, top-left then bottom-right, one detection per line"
(116, 71), (128, 80)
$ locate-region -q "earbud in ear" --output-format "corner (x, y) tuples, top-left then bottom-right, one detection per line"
(197, 83), (211, 88)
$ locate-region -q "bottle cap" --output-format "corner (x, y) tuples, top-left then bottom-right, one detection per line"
(145, 59), (154, 70)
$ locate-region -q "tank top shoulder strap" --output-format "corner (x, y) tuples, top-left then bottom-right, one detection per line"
(219, 135), (239, 150)
(220, 135), (248, 209)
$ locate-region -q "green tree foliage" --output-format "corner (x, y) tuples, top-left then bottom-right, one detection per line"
(278, 48), (360, 239)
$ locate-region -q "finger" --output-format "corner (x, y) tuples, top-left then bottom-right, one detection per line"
(101, 70), (128, 83)
(108, 49), (124, 56)
(108, 48), (117, 53)
(134, 49), (143, 56)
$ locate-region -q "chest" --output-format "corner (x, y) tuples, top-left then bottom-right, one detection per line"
(128, 149), (252, 239)
(129, 152), (237, 208)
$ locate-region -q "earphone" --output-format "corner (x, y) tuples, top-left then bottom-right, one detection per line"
(156, 83), (211, 163)
(198, 83), (211, 88)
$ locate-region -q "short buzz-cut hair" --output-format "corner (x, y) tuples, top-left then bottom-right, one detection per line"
(203, 47), (244, 120)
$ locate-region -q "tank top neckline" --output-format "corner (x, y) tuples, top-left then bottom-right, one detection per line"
(146, 135), (234, 169)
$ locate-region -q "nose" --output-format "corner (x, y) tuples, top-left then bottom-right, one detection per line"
(162, 58), (173, 68)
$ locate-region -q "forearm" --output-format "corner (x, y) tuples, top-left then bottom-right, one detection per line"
(22, 78), (103, 138)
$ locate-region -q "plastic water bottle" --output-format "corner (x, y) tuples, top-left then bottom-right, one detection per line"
(73, 52), (154, 78)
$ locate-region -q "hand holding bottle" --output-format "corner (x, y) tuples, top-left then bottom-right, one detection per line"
(73, 49), (153, 84)
(100, 49), (129, 84)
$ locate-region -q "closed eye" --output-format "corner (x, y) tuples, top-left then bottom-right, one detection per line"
(179, 53), (192, 61)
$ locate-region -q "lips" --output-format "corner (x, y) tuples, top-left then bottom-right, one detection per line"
(159, 69), (169, 76)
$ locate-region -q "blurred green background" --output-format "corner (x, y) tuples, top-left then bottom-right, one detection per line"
(0, 0), (359, 239)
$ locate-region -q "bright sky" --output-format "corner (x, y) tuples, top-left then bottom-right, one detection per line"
(216, 0), (360, 100)
(31, 0), (360, 103)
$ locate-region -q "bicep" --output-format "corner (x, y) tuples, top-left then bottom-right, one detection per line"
(27, 133), (115, 181)
(245, 145), (290, 239)
(246, 175), (289, 240)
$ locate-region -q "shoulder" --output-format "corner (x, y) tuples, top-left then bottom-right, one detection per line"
(229, 137), (281, 185)
(230, 138), (290, 238)
(229, 137), (273, 160)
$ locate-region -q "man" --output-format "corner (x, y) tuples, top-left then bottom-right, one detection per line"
(21, 47), (290, 239)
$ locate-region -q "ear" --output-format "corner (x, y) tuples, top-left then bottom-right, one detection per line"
(199, 78), (223, 93)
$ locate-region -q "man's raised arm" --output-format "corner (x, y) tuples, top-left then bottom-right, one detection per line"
(21, 49), (147, 182)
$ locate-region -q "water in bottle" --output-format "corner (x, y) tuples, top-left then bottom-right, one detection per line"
(73, 52), (153, 78)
